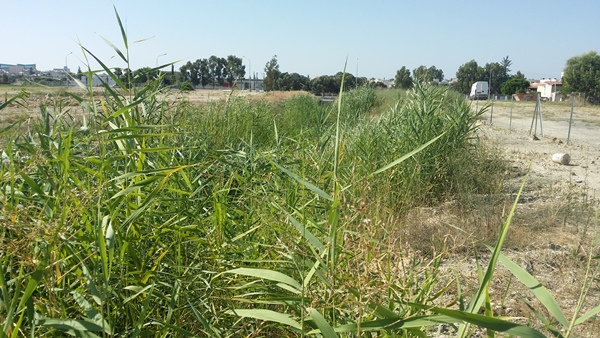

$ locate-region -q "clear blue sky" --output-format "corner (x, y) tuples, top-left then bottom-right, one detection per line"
(2, 1), (598, 80)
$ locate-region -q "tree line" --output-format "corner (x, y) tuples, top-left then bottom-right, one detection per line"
(262, 55), (373, 94)
(393, 57), (530, 96)
(116, 50), (600, 103)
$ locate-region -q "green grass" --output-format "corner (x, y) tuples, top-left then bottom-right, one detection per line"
(1, 8), (599, 338)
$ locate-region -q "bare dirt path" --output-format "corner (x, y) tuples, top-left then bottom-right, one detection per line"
(442, 100), (600, 337)
(478, 100), (600, 195)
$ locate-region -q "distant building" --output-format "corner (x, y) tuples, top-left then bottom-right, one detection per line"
(227, 78), (263, 91)
(529, 78), (562, 101)
(81, 73), (117, 87)
(0, 63), (37, 74)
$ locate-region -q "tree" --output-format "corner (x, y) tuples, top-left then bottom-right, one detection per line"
(427, 66), (444, 83)
(412, 65), (428, 83)
(225, 55), (245, 87)
(179, 64), (189, 82)
(207, 55), (226, 87)
(394, 66), (413, 89)
(501, 76), (530, 95)
(413, 65), (443, 84)
(134, 67), (158, 84)
(197, 59), (210, 88)
(501, 55), (512, 75)
(334, 71), (355, 91)
(277, 72), (310, 91)
(263, 55), (281, 91)
(455, 60), (486, 94)
(184, 61), (199, 86)
(76, 66), (83, 80)
(310, 75), (337, 95)
(484, 62), (504, 95)
(120, 68), (133, 88)
(562, 50), (600, 102)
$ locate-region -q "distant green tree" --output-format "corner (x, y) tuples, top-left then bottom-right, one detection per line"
(225, 55), (245, 87)
(370, 80), (387, 89)
(134, 67), (158, 84)
(334, 71), (356, 91)
(501, 55), (512, 74)
(394, 66), (413, 89)
(501, 76), (530, 95)
(186, 61), (199, 86)
(412, 65), (428, 82)
(455, 60), (486, 94)
(277, 72), (310, 91)
(263, 55), (281, 91)
(179, 64), (189, 82)
(208, 55), (226, 86)
(310, 75), (337, 94)
(427, 66), (444, 82)
(198, 59), (210, 88)
(562, 50), (600, 102)
(484, 61), (511, 94)
(412, 65), (443, 83)
(76, 66), (83, 80)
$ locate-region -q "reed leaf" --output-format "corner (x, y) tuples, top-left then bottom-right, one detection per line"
(225, 309), (302, 330)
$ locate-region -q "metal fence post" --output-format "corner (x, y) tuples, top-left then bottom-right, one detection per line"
(567, 94), (575, 144)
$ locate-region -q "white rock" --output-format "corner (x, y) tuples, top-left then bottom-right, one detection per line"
(552, 153), (571, 165)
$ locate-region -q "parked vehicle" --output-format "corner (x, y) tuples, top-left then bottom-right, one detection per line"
(469, 81), (489, 100)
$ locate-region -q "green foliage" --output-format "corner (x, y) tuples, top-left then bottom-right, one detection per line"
(501, 75), (530, 95)
(224, 54), (245, 86)
(276, 72), (311, 91)
(133, 66), (158, 84)
(179, 80), (194, 91)
(394, 66), (413, 89)
(455, 59), (486, 94)
(413, 65), (444, 83)
(455, 57), (514, 94)
(263, 54), (281, 91)
(347, 82), (487, 208)
(562, 50), (600, 102)
(336, 85), (379, 126)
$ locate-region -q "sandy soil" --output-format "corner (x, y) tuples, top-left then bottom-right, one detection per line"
(480, 100), (600, 194)
(435, 99), (600, 337)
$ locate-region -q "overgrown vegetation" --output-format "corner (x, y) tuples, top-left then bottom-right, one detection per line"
(1, 9), (599, 337)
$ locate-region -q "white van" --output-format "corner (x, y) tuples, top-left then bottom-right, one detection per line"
(469, 81), (489, 100)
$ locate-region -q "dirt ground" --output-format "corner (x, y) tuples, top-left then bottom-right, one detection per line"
(480, 99), (600, 193)
(440, 99), (600, 336)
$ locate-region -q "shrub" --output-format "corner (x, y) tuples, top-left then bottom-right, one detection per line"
(179, 80), (194, 91)
(501, 76), (530, 95)
(346, 82), (487, 208)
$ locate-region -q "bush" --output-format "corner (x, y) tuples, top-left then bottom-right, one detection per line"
(501, 76), (530, 95)
(179, 80), (194, 91)
(346, 82), (488, 208)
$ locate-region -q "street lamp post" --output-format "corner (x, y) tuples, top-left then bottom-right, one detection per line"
(248, 58), (252, 90)
(156, 53), (167, 68)
(243, 56), (251, 90)
(65, 52), (73, 72)
(64, 52), (73, 86)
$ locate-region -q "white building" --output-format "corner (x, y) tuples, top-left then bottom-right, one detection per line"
(530, 78), (562, 101)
